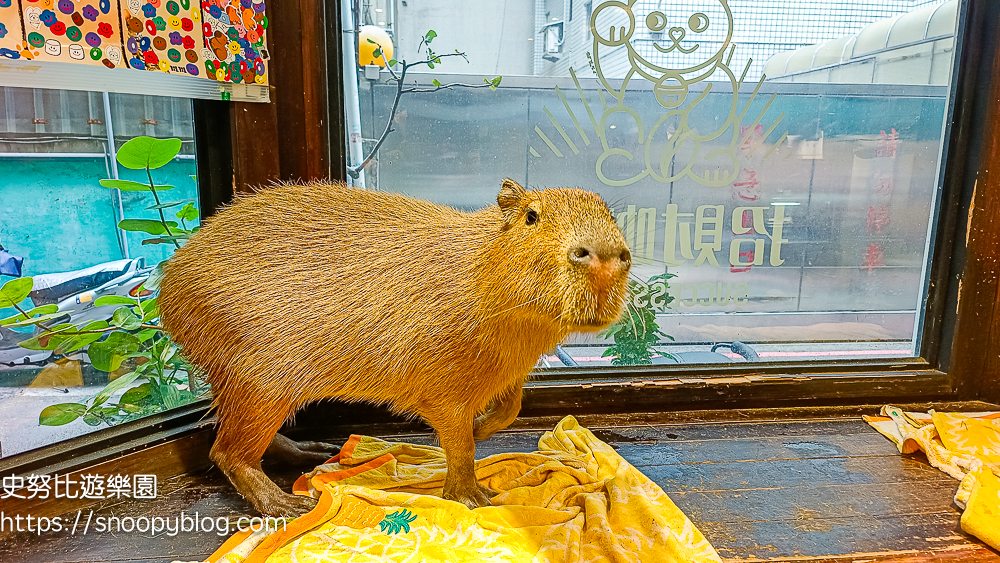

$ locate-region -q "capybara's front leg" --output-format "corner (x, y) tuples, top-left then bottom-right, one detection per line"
(473, 384), (523, 441)
(431, 412), (497, 509)
(212, 401), (317, 517)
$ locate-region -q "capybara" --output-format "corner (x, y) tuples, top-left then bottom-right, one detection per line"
(157, 178), (632, 516)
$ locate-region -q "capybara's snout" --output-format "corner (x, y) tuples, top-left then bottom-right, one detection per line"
(562, 233), (632, 331)
(567, 239), (632, 274)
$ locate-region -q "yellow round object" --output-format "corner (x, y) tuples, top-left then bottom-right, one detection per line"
(358, 25), (393, 67)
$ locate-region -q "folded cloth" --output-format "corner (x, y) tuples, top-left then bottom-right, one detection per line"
(207, 415), (721, 563)
(865, 405), (1000, 550)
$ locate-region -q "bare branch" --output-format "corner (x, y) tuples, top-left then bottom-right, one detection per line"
(403, 82), (499, 94)
(346, 42), (500, 180)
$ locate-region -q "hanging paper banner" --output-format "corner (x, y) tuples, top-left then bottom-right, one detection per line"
(0, 0), (24, 59)
(199, 0), (268, 85)
(120, 0), (204, 75)
(0, 0), (268, 95)
(20, 0), (127, 67)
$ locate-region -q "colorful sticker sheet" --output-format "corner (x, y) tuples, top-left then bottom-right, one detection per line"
(0, 0), (267, 85)
(19, 0), (126, 67)
(120, 0), (204, 75)
(0, 0), (24, 58)
(200, 0), (267, 84)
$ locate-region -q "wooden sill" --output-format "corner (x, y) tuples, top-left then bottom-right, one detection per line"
(2, 401), (999, 562)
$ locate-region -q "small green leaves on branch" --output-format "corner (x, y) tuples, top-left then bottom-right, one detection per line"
(176, 202), (199, 222)
(347, 30), (502, 179)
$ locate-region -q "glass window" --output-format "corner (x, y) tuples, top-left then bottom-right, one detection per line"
(0, 87), (201, 457)
(344, 0), (961, 368)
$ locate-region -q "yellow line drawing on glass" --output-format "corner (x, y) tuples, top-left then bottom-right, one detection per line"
(531, 0), (788, 189)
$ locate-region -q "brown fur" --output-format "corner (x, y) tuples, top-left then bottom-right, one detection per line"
(157, 178), (631, 516)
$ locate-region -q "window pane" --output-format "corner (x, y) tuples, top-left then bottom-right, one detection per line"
(0, 87), (201, 457)
(345, 0), (960, 367)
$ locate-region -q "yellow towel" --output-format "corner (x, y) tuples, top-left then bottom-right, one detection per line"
(207, 415), (721, 563)
(865, 405), (1000, 550)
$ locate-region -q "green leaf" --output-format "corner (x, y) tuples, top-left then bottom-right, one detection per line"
(0, 277), (33, 308)
(367, 38), (376, 43)
(99, 179), (175, 192)
(17, 323), (77, 351)
(116, 137), (183, 170)
(1, 312), (66, 328)
(432, 79), (441, 87)
(140, 298), (159, 322)
(55, 321), (110, 354)
(158, 383), (184, 409)
(82, 412), (104, 426)
(147, 200), (193, 210)
(39, 403), (87, 426)
(119, 403), (143, 413)
(112, 308), (142, 331)
(387, 58), (397, 66)
(159, 342), (176, 364)
(120, 382), (152, 405)
(118, 219), (177, 235)
(1, 304), (57, 326)
(94, 295), (137, 308)
(92, 370), (142, 408)
(141, 234), (190, 245)
(136, 328), (159, 343)
(491, 76), (502, 87)
(143, 263), (166, 292)
(427, 61), (435, 69)
(175, 202), (199, 222)
(86, 331), (141, 372)
(372, 47), (382, 59)
(424, 30), (436, 43)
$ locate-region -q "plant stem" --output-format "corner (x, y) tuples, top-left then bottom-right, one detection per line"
(9, 302), (58, 334)
(146, 167), (181, 249)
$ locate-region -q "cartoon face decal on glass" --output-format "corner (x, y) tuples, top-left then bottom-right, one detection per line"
(591, 0), (735, 99)
(646, 11), (710, 55)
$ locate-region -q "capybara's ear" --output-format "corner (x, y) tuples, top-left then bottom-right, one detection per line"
(498, 178), (526, 227)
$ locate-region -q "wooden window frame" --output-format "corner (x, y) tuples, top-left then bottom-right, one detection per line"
(2, 0), (999, 485)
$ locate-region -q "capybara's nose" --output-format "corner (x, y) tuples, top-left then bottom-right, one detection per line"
(569, 244), (631, 271)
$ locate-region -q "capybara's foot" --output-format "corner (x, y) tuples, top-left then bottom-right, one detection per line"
(258, 492), (318, 518)
(443, 481), (497, 509)
(215, 452), (320, 517)
(264, 433), (340, 466)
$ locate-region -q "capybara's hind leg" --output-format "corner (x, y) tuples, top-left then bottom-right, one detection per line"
(428, 410), (497, 509)
(473, 384), (523, 441)
(211, 400), (317, 517)
(264, 433), (340, 466)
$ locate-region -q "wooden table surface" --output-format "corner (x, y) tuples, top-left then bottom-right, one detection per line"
(3, 411), (999, 562)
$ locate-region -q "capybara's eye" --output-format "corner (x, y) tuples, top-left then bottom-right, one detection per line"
(525, 209), (539, 225)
